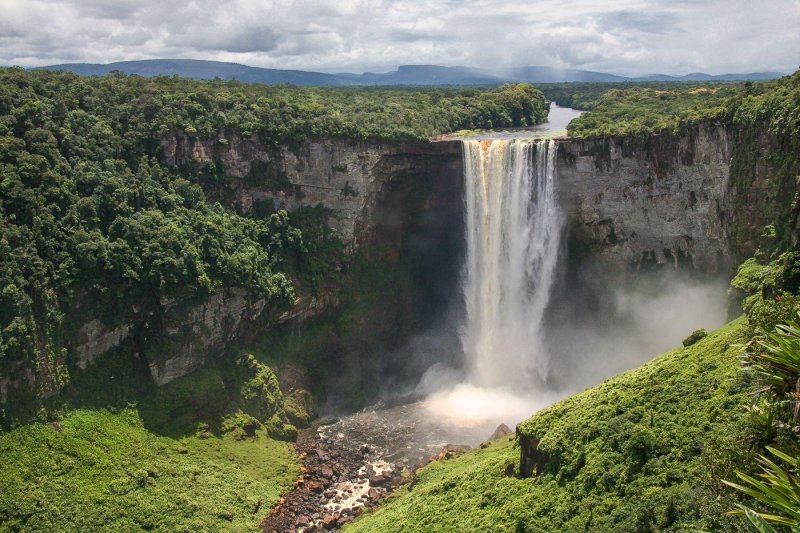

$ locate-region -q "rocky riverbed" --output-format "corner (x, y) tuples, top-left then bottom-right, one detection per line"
(261, 424), (411, 532)
(261, 403), (515, 532)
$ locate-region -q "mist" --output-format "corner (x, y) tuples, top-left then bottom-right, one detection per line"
(403, 269), (729, 434)
(385, 138), (732, 440)
(543, 272), (730, 395)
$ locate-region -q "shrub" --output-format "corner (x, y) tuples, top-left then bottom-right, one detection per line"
(683, 328), (708, 346)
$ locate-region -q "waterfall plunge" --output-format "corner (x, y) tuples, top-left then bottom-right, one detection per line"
(460, 139), (563, 389)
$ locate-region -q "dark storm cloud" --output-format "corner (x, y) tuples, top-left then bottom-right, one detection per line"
(0, 0), (797, 75)
(167, 26), (281, 54)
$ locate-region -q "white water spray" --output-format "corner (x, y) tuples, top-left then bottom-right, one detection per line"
(460, 139), (563, 389)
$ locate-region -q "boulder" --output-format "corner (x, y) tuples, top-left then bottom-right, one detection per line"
(435, 444), (471, 460)
(369, 474), (391, 487)
(322, 512), (340, 530)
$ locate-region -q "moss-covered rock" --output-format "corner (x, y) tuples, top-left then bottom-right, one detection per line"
(283, 388), (316, 427)
(220, 410), (261, 440)
(237, 354), (284, 422)
(264, 414), (298, 441)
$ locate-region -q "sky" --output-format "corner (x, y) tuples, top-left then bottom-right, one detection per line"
(1, 0), (798, 76)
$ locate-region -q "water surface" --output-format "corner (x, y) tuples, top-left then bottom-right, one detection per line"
(445, 102), (583, 140)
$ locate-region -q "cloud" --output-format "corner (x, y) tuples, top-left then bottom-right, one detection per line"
(597, 10), (683, 35)
(0, 0), (797, 75)
(166, 26), (281, 54)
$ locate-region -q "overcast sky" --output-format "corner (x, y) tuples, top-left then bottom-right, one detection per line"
(1, 0), (798, 75)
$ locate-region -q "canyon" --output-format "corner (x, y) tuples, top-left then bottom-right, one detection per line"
(0, 116), (751, 402)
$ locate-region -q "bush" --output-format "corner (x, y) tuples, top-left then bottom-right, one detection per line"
(682, 328), (708, 347)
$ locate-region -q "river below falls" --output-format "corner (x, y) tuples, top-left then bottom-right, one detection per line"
(317, 385), (561, 465)
(319, 400), (502, 465)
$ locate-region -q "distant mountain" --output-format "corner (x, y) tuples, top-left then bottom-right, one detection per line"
(39, 59), (350, 86)
(632, 71), (787, 82)
(36, 59), (788, 86)
(485, 66), (629, 83)
(357, 65), (503, 85)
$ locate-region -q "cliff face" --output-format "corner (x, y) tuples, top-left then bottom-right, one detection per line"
(0, 136), (463, 404)
(556, 123), (733, 274)
(4, 121), (770, 406)
(160, 132), (462, 249)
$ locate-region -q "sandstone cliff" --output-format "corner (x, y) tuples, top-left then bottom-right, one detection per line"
(556, 123), (733, 274)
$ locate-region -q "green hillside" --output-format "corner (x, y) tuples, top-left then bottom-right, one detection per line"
(348, 319), (755, 532)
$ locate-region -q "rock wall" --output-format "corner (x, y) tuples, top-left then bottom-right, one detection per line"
(160, 132), (462, 249)
(556, 123), (733, 273)
(64, 124), (740, 391)
(64, 136), (463, 389)
(4, 121), (759, 405)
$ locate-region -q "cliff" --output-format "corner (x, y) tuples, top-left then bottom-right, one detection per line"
(160, 132), (461, 249)
(0, 135), (464, 406)
(556, 123), (733, 273)
(5, 118), (790, 407)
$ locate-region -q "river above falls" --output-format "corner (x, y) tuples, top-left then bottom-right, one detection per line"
(443, 102), (583, 141)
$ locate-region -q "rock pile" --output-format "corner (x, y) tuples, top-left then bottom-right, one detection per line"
(261, 429), (408, 532)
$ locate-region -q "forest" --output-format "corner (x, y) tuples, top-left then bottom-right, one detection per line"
(0, 68), (548, 406)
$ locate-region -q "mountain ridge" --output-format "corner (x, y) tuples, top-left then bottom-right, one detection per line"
(35, 58), (787, 85)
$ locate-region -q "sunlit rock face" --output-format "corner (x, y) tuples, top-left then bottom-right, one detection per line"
(160, 132), (462, 249)
(556, 123), (733, 274)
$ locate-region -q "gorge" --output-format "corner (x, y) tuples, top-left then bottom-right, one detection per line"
(1, 69), (799, 532)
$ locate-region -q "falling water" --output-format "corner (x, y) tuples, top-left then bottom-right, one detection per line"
(461, 139), (563, 389)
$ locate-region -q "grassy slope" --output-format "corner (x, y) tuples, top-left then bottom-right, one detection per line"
(0, 407), (296, 531)
(348, 318), (754, 532)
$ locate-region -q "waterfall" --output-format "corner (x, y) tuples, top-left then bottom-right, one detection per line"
(460, 139), (563, 389)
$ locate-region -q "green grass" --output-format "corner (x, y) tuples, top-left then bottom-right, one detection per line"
(347, 318), (755, 532)
(0, 407), (297, 531)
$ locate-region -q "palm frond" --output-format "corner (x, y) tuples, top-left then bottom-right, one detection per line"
(724, 447), (800, 528)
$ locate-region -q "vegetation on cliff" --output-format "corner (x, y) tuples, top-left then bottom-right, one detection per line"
(727, 71), (800, 255)
(0, 67), (546, 407)
(563, 83), (739, 137)
(556, 71), (798, 144)
(538, 81), (735, 111)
